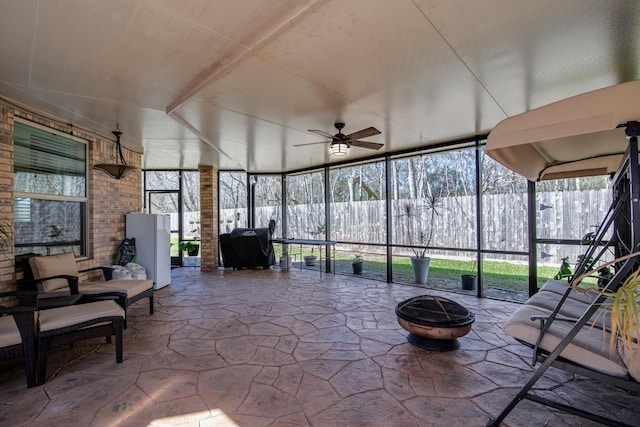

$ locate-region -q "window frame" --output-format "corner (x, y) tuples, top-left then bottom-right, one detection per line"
(13, 118), (89, 258)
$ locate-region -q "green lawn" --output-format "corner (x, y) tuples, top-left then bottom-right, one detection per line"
(299, 249), (562, 293)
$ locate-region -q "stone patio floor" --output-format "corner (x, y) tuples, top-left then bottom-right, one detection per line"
(0, 267), (638, 426)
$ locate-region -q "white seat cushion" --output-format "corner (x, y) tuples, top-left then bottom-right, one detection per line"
(539, 279), (600, 305)
(0, 315), (22, 347)
(38, 300), (124, 332)
(504, 304), (626, 377)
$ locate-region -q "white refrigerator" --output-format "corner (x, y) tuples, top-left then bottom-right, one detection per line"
(126, 213), (171, 290)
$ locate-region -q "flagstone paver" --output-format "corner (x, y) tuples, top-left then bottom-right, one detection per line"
(0, 267), (638, 426)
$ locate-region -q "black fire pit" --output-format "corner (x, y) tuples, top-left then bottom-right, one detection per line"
(395, 295), (475, 351)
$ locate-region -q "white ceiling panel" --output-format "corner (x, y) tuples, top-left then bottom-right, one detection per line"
(0, 0), (638, 173)
(417, 0), (640, 114)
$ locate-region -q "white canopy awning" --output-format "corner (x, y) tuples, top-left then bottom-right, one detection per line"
(486, 81), (640, 181)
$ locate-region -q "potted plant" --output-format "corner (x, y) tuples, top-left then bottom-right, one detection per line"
(410, 231), (431, 284)
(304, 252), (317, 266)
(461, 259), (477, 291)
(304, 224), (326, 266)
(179, 240), (200, 256)
(399, 200), (440, 284)
(352, 254), (364, 274)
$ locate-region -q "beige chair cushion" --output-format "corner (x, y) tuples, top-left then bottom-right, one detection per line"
(29, 252), (79, 293)
(504, 304), (626, 377)
(90, 279), (153, 298)
(0, 315), (22, 347)
(539, 279), (600, 305)
(38, 300), (124, 332)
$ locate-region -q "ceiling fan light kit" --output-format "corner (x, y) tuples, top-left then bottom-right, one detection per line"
(329, 141), (350, 156)
(295, 122), (383, 156)
(93, 123), (139, 179)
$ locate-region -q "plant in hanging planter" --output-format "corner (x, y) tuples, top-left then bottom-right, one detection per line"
(352, 254), (364, 275)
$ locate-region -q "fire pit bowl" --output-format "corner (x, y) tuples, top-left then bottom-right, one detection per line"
(395, 295), (475, 351)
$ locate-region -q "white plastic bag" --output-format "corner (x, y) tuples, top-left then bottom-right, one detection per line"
(110, 265), (132, 280)
(126, 262), (148, 280)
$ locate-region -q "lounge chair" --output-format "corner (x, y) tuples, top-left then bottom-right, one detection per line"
(0, 291), (37, 387)
(23, 252), (154, 327)
(36, 299), (124, 385)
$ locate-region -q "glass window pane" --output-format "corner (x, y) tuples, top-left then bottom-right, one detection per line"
(482, 253), (530, 302)
(536, 176), (612, 241)
(219, 172), (248, 232)
(14, 122), (86, 197)
(391, 148), (477, 252)
(253, 175), (283, 237)
(286, 171), (325, 239)
(145, 171), (180, 190)
(14, 198), (84, 257)
(329, 161), (386, 244)
(182, 171), (201, 240)
(481, 148), (528, 252)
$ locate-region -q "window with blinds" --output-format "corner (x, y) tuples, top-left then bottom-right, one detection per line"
(13, 121), (87, 257)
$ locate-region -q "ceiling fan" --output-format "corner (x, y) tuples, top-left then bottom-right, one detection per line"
(294, 122), (383, 156)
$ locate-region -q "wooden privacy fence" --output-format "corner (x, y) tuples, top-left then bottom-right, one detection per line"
(222, 189), (610, 264)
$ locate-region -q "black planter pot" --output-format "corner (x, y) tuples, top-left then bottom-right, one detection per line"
(352, 261), (364, 275)
(304, 255), (317, 266)
(187, 245), (200, 257)
(461, 274), (476, 291)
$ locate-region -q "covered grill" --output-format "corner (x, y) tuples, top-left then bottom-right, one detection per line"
(395, 295), (475, 351)
(220, 227), (275, 269)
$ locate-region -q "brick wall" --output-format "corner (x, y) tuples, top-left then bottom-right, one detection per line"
(0, 99), (142, 291)
(199, 165), (219, 272)
(0, 104), (15, 287)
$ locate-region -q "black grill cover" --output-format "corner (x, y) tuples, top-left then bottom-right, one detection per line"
(220, 227), (275, 269)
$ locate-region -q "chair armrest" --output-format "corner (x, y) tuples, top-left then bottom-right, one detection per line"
(529, 314), (635, 345)
(79, 266), (114, 281)
(79, 290), (127, 313)
(80, 290), (126, 302)
(531, 314), (579, 323)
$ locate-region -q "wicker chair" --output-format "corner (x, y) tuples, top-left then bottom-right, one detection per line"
(36, 299), (124, 385)
(23, 252), (154, 327)
(0, 291), (37, 388)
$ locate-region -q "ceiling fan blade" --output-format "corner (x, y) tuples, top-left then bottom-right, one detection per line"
(293, 141), (329, 147)
(350, 140), (384, 150)
(346, 126), (381, 140)
(308, 129), (336, 139)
